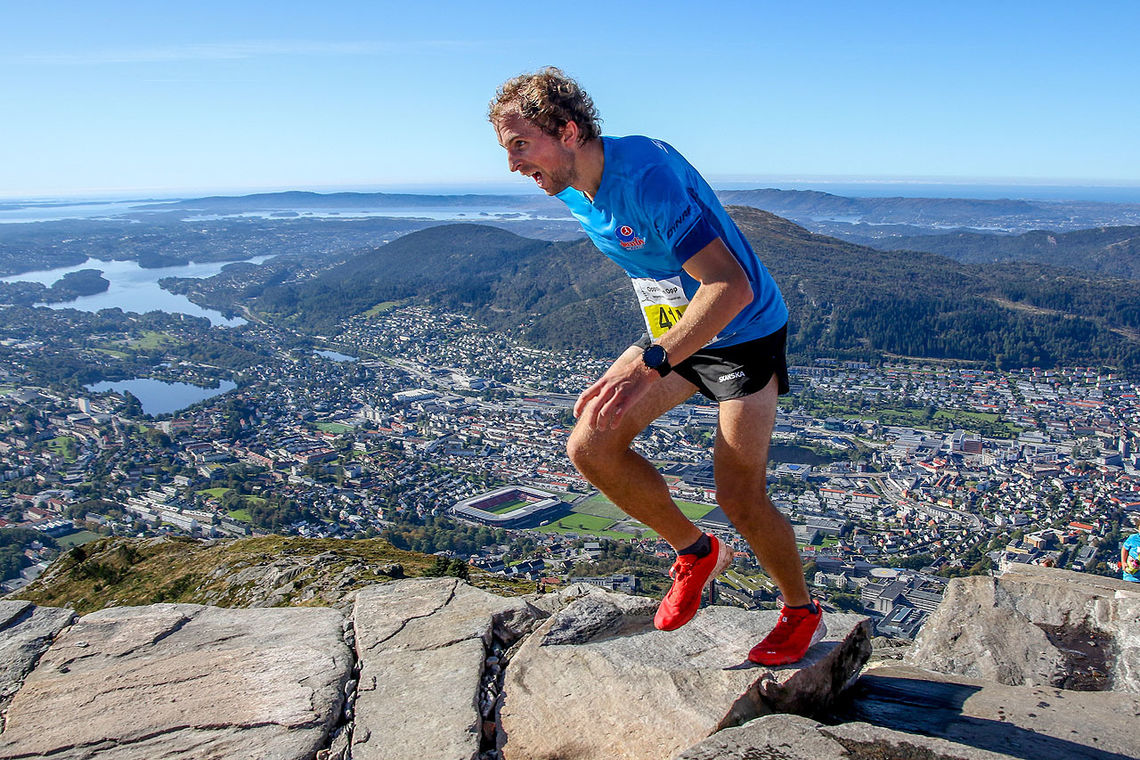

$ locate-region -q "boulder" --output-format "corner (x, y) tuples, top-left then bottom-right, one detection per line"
(907, 564), (1140, 692)
(0, 600), (75, 711)
(351, 578), (540, 760)
(0, 603), (352, 760)
(678, 713), (1015, 760)
(497, 587), (871, 760)
(834, 664), (1140, 760)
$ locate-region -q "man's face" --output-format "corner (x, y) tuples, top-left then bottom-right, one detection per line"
(494, 112), (576, 196)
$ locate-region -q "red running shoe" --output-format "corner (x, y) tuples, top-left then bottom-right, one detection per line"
(748, 600), (826, 666)
(653, 534), (732, 631)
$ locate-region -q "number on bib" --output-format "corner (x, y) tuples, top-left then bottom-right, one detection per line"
(645, 304), (687, 339)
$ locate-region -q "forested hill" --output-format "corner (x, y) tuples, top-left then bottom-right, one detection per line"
(252, 212), (1140, 371)
(728, 206), (1138, 369)
(859, 226), (1140, 280)
(251, 223), (642, 357)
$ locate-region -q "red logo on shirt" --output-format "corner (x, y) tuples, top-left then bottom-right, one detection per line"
(616, 224), (645, 249)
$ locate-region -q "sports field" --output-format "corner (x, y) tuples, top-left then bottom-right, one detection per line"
(544, 513), (635, 540)
(487, 498), (531, 515)
(527, 492), (719, 541)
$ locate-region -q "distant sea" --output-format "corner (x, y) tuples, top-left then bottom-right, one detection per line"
(2, 182), (1139, 224)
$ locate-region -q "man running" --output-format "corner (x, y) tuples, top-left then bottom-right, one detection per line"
(489, 67), (824, 665)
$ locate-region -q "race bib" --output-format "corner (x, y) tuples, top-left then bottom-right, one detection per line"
(632, 276), (689, 339)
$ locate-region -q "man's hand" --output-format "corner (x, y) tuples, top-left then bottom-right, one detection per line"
(573, 237), (751, 430)
(574, 350), (657, 429)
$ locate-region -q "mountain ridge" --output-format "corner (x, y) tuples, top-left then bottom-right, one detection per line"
(246, 208), (1140, 370)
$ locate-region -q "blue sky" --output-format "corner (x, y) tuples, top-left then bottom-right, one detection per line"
(3, 1), (1138, 197)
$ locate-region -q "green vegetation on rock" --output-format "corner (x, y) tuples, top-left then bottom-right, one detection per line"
(16, 535), (532, 614)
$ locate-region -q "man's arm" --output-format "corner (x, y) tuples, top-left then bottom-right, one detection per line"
(574, 237), (752, 427)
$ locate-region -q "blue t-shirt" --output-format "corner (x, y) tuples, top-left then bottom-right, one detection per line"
(556, 136), (787, 348)
(1123, 532), (1140, 582)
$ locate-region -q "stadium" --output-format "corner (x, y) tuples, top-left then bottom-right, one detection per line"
(452, 486), (565, 528)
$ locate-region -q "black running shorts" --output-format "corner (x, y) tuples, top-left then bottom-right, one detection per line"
(637, 324), (790, 403)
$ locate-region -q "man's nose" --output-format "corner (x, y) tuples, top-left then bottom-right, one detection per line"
(507, 152), (521, 172)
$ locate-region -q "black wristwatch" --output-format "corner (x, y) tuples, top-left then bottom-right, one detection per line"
(642, 344), (672, 377)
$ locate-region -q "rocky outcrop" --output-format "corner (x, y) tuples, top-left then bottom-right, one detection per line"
(0, 603), (353, 760)
(907, 564), (1140, 692)
(2, 563), (1134, 760)
(679, 713), (1018, 760)
(835, 664), (1140, 760)
(496, 584), (872, 760)
(0, 600), (74, 713)
(350, 578), (538, 760)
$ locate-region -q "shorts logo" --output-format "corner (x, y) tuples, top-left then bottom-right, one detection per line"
(718, 370), (746, 383)
(616, 224), (645, 249)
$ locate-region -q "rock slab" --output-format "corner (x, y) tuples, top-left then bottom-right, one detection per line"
(0, 603), (352, 760)
(834, 664), (1140, 760)
(351, 578), (539, 760)
(678, 713), (1019, 760)
(0, 600), (75, 711)
(498, 587), (871, 760)
(908, 564), (1140, 692)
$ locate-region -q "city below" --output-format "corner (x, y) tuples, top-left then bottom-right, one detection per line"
(2, 299), (1137, 641)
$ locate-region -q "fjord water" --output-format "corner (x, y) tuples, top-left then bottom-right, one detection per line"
(1, 256), (274, 326)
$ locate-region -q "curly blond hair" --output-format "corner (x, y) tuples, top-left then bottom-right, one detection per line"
(488, 67), (602, 143)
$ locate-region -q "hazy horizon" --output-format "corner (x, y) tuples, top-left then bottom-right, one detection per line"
(5, 178), (1140, 207)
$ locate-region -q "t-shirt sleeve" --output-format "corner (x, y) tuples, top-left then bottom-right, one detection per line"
(638, 163), (718, 265)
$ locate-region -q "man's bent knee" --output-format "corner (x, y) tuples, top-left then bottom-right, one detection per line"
(566, 421), (622, 476)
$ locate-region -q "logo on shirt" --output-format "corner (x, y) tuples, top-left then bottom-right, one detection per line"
(665, 206), (693, 240)
(616, 224), (645, 250)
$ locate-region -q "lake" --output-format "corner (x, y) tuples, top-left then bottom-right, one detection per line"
(314, 350), (358, 362)
(1, 256), (274, 326)
(85, 378), (238, 416)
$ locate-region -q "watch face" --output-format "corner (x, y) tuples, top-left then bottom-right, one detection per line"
(643, 344), (667, 369)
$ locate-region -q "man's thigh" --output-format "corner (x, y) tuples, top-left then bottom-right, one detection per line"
(713, 380), (778, 492)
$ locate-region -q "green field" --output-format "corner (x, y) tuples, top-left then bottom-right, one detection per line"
(135, 330), (177, 349)
(722, 568), (773, 594)
(545, 513), (635, 540)
(198, 487), (231, 500)
(314, 422), (354, 434)
(573, 493), (716, 522)
(48, 436), (78, 462)
(365, 300), (403, 318)
(795, 398), (1022, 439)
(228, 509), (252, 522)
(551, 513), (614, 531)
(57, 530), (101, 549)
(527, 492), (719, 541)
(488, 498), (530, 515)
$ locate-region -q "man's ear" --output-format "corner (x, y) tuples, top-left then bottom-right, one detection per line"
(560, 120), (581, 147)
